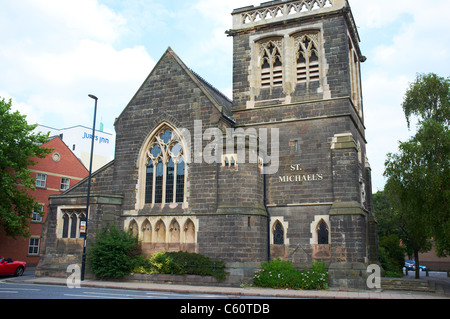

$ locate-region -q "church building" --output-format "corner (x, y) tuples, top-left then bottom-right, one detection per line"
(37, 0), (378, 288)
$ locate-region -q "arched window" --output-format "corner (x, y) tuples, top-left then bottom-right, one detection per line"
(144, 127), (186, 205)
(145, 162), (154, 204)
(258, 38), (283, 90)
(294, 32), (320, 85)
(70, 213), (78, 239)
(62, 213), (69, 238)
(61, 210), (85, 239)
(273, 222), (285, 245)
(317, 220), (329, 245)
(79, 213), (86, 239)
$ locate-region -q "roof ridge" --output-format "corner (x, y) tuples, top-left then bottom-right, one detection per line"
(189, 68), (232, 104)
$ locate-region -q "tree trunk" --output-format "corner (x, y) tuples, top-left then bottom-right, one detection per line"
(414, 249), (420, 279)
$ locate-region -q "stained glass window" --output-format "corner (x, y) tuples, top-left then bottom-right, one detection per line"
(145, 126), (186, 204)
(273, 222), (284, 245)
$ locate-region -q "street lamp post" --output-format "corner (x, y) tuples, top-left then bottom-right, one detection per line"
(80, 94), (98, 281)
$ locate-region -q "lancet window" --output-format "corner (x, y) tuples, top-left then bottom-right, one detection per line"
(259, 38), (284, 89)
(348, 38), (362, 115)
(295, 32), (320, 84)
(317, 220), (329, 245)
(61, 210), (86, 239)
(273, 222), (285, 245)
(145, 127), (185, 205)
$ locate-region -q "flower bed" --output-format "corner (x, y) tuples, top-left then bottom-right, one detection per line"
(253, 259), (328, 290)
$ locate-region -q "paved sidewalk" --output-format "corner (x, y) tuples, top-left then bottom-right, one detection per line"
(5, 275), (449, 299)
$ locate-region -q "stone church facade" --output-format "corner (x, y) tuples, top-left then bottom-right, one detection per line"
(37, 0), (378, 288)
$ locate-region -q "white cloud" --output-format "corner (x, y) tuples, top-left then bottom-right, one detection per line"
(351, 0), (450, 190)
(0, 0), (155, 129)
(363, 72), (412, 191)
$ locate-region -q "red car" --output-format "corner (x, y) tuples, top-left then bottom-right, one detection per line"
(0, 256), (26, 277)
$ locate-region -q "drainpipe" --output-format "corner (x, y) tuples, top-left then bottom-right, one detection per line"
(263, 166), (271, 262)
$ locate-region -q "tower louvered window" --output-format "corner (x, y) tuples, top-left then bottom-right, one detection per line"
(295, 32), (320, 85)
(259, 39), (283, 89)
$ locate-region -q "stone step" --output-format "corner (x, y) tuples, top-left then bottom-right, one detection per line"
(381, 278), (435, 293)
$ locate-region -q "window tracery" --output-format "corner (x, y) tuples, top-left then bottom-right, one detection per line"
(294, 32), (320, 85)
(144, 127), (186, 205)
(273, 221), (285, 245)
(258, 39), (284, 90)
(61, 210), (86, 239)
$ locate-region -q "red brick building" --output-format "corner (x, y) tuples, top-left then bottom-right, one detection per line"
(0, 137), (88, 266)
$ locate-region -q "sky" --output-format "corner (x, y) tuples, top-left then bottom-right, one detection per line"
(1, 0), (449, 192)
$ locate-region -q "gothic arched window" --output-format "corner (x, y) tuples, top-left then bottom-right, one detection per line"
(295, 32), (320, 85)
(62, 213), (69, 238)
(258, 38), (283, 90)
(144, 127), (186, 205)
(317, 220), (329, 245)
(61, 210), (85, 239)
(273, 222), (285, 245)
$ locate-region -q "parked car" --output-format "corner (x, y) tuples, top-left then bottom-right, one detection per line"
(405, 260), (427, 271)
(0, 256), (26, 277)
(405, 260), (415, 270)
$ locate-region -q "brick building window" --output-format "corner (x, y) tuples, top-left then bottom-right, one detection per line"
(28, 238), (40, 255)
(60, 177), (71, 191)
(144, 127), (185, 205)
(36, 173), (47, 188)
(258, 38), (283, 90)
(294, 32), (320, 85)
(31, 205), (44, 222)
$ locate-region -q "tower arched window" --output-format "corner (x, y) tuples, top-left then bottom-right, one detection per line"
(294, 32), (320, 85)
(144, 127), (186, 205)
(258, 38), (284, 90)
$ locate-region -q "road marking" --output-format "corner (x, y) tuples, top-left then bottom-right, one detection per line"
(144, 291), (224, 299)
(0, 291), (18, 293)
(83, 291), (168, 299)
(64, 293), (133, 299)
(0, 288), (40, 291)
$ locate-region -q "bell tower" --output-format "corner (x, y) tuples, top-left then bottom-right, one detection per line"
(229, 0), (364, 113)
(228, 0), (378, 289)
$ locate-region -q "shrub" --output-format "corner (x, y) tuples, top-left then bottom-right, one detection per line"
(253, 259), (328, 290)
(87, 226), (141, 279)
(133, 251), (227, 281)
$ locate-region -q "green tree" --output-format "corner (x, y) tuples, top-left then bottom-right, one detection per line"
(384, 73), (449, 279)
(0, 97), (51, 238)
(373, 191), (407, 277)
(402, 73), (449, 128)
